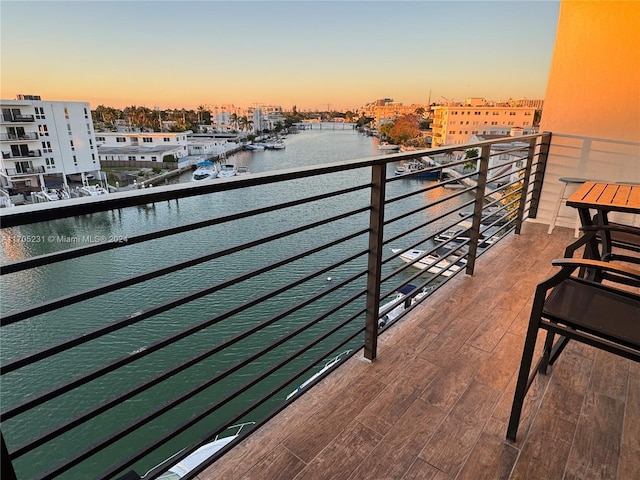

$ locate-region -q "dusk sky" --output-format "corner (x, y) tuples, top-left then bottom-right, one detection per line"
(1, 0), (561, 111)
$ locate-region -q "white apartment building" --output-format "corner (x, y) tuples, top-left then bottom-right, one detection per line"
(1, 95), (100, 191)
(431, 100), (539, 147)
(96, 131), (188, 164)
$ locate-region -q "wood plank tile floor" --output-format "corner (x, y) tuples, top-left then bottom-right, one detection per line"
(202, 222), (640, 480)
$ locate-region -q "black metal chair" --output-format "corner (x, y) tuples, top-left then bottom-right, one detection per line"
(506, 258), (640, 441)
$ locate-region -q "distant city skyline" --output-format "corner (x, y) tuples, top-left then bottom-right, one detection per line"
(1, 1), (560, 111)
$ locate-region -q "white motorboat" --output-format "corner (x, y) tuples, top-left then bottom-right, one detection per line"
(378, 284), (430, 329)
(394, 159), (440, 179)
(245, 143), (265, 151)
(143, 422), (256, 480)
(191, 161), (218, 181)
(217, 164), (237, 178)
(34, 187), (61, 202)
(391, 246), (467, 277)
(286, 350), (352, 400)
(378, 142), (400, 151)
(79, 185), (108, 196)
(434, 220), (499, 248)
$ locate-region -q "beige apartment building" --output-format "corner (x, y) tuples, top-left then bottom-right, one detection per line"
(431, 98), (540, 146)
(359, 99), (428, 127)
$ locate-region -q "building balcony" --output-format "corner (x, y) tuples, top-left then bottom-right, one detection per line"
(0, 133), (637, 480)
(0, 114), (35, 123)
(1, 150), (42, 160)
(0, 133), (39, 142)
(3, 165), (46, 176)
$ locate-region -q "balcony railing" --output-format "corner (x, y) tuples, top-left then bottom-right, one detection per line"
(1, 150), (42, 160)
(0, 133), (39, 142)
(0, 133), (550, 480)
(3, 166), (46, 176)
(0, 115), (35, 123)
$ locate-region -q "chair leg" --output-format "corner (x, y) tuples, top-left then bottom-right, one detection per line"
(539, 331), (555, 374)
(507, 307), (542, 441)
(548, 182), (567, 235)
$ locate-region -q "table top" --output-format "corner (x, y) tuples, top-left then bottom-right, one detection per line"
(567, 181), (640, 214)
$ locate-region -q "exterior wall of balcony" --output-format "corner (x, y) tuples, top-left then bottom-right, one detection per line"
(536, 0), (640, 229)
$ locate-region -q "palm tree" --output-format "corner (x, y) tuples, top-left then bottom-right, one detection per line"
(229, 113), (238, 131)
(197, 105), (206, 124)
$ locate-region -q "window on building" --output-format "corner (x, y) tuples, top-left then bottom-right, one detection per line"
(67, 124), (72, 134)
(35, 107), (45, 119)
(509, 112), (516, 116)
(73, 155), (77, 165)
(87, 123), (91, 134)
(116, 137), (126, 143)
(70, 140), (75, 151)
(64, 107), (69, 119)
(151, 156), (157, 161)
(128, 156), (136, 161)
(84, 107), (88, 118)
(163, 137), (171, 142)
(92, 154), (95, 162)
(143, 137), (153, 143)
(39, 125), (49, 136)
(41, 141), (52, 153)
(96, 136), (105, 142)
(45, 158), (55, 169)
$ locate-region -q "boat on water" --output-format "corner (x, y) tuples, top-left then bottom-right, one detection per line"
(244, 143), (265, 151)
(143, 422), (256, 480)
(378, 284), (430, 329)
(378, 142), (400, 151)
(34, 187), (61, 202)
(191, 161), (218, 181)
(391, 246), (467, 277)
(267, 141), (286, 150)
(394, 158), (440, 179)
(434, 220), (499, 248)
(458, 207), (511, 227)
(286, 350), (352, 401)
(79, 185), (108, 196)
(218, 163), (237, 178)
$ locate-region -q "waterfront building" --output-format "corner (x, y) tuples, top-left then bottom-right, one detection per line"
(431, 98), (539, 147)
(96, 131), (189, 165)
(0, 94), (100, 192)
(358, 99), (429, 127)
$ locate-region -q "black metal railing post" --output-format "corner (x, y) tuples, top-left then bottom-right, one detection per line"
(363, 163), (386, 361)
(515, 137), (539, 234)
(466, 145), (491, 275)
(528, 132), (552, 219)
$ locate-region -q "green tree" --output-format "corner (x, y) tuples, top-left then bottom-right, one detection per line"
(464, 148), (479, 170)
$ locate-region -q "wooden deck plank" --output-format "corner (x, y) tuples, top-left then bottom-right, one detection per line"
(292, 421), (382, 480)
(455, 433), (519, 480)
(564, 391), (625, 480)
